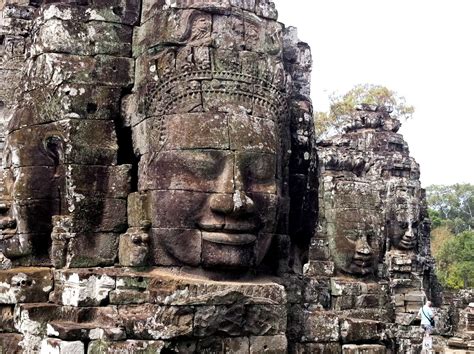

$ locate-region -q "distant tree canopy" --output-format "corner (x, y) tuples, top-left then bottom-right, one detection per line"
(428, 183), (474, 289)
(434, 229), (474, 289)
(315, 84), (415, 138)
(427, 183), (473, 234)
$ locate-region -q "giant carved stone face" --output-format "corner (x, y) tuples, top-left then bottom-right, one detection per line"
(1, 120), (65, 262)
(329, 208), (380, 276)
(386, 194), (419, 251)
(125, 5), (290, 271)
(136, 108), (285, 270)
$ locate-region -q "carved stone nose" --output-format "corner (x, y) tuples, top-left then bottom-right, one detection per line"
(232, 191), (255, 214)
(404, 229), (415, 240)
(209, 191), (256, 216)
(356, 237), (372, 255)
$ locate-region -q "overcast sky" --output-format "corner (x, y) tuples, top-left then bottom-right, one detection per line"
(273, 0), (473, 187)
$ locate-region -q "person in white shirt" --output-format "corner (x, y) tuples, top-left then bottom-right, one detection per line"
(418, 300), (434, 335)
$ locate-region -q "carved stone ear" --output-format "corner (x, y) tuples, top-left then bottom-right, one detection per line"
(44, 136), (64, 166)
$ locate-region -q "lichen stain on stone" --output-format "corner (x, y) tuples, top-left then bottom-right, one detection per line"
(60, 273), (115, 306)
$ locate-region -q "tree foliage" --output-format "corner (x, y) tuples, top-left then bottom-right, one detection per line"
(315, 84), (415, 138)
(428, 183), (474, 289)
(426, 183), (473, 234)
(434, 230), (474, 289)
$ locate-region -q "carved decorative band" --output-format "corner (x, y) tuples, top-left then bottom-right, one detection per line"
(144, 70), (288, 122)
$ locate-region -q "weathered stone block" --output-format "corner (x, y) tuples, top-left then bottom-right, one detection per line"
(148, 269), (286, 306)
(193, 304), (245, 337)
(51, 269), (116, 306)
(72, 198), (127, 233)
(140, 0), (166, 24)
(67, 233), (119, 268)
(303, 278), (331, 308)
(0, 306), (15, 332)
(40, 2), (140, 25)
(0, 333), (23, 353)
(342, 344), (387, 354)
(194, 304), (285, 337)
(331, 278), (362, 296)
(66, 120), (118, 165)
(67, 165), (131, 199)
(28, 54), (134, 88)
(87, 340), (165, 354)
(0, 17), (30, 35)
(332, 295), (356, 311)
(224, 337), (250, 354)
(0, 267), (53, 304)
(336, 308), (393, 323)
(127, 192), (150, 228)
(245, 304), (286, 335)
(47, 321), (126, 342)
(109, 289), (150, 305)
(39, 338), (85, 354)
(196, 336), (224, 354)
(3, 4), (35, 20)
(118, 230), (150, 267)
(24, 84), (121, 124)
(35, 19), (132, 57)
(356, 293), (388, 309)
(119, 304), (194, 340)
(255, 0), (278, 20)
(14, 303), (62, 337)
(244, 15), (282, 55)
(291, 342), (341, 354)
(250, 335), (287, 353)
(302, 310), (340, 342)
(161, 339), (197, 353)
(303, 260), (335, 277)
(201, 237), (254, 269)
(340, 317), (386, 343)
(7, 119), (118, 167)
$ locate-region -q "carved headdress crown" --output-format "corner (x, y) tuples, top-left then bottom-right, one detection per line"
(142, 65), (288, 123)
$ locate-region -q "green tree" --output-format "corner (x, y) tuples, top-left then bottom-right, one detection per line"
(434, 230), (474, 289)
(431, 226), (453, 257)
(426, 184), (473, 234)
(315, 84), (415, 138)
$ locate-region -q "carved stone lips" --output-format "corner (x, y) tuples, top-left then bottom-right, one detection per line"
(202, 232), (256, 245)
(353, 255), (372, 268)
(400, 239), (415, 249)
(198, 221), (259, 245)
